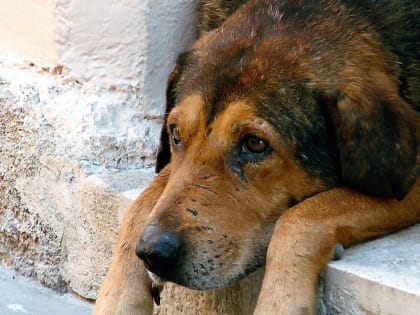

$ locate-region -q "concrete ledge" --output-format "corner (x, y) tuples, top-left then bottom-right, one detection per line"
(325, 223), (420, 315)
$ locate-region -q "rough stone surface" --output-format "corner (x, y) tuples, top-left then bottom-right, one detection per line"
(0, 61), (155, 299)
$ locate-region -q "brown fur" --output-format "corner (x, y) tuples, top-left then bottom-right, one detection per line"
(94, 1), (420, 314)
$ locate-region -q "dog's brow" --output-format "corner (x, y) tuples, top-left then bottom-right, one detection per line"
(168, 94), (205, 133)
(211, 102), (257, 128)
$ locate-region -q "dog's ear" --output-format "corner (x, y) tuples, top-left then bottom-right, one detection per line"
(155, 68), (180, 173)
(329, 73), (419, 199)
(155, 52), (190, 173)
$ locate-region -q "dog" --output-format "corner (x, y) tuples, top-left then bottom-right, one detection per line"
(93, 0), (420, 314)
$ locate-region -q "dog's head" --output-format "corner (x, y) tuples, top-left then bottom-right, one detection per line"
(136, 3), (418, 290)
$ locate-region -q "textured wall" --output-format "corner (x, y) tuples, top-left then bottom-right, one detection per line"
(54, 0), (196, 112)
(0, 0), (195, 300)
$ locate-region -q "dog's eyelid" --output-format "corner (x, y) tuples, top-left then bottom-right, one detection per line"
(166, 109), (181, 129)
(167, 123), (177, 137)
(168, 123), (183, 148)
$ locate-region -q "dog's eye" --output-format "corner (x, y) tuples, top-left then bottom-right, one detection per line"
(171, 125), (182, 146)
(241, 134), (268, 154)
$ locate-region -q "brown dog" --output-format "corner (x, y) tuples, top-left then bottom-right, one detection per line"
(94, 1), (420, 314)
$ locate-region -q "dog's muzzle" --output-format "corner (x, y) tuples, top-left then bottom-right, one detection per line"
(135, 224), (183, 280)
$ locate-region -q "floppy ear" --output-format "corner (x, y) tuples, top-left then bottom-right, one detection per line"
(155, 52), (189, 173)
(155, 69), (179, 173)
(330, 74), (419, 199)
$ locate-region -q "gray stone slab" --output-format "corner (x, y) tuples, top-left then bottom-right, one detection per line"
(0, 267), (93, 315)
(325, 223), (420, 315)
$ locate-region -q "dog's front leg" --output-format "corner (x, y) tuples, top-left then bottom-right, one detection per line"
(253, 179), (420, 315)
(93, 168), (170, 315)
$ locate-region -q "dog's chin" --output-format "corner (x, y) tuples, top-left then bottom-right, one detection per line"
(146, 262), (262, 291)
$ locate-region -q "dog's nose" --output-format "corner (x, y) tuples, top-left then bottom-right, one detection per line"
(135, 229), (182, 276)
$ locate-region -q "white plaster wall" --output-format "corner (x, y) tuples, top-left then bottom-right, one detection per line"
(0, 0), (197, 299)
(45, 0), (196, 175)
(55, 0), (195, 112)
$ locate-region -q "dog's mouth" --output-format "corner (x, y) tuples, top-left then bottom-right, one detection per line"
(140, 243), (266, 291)
(136, 216), (276, 291)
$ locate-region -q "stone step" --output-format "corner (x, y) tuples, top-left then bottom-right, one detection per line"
(324, 223), (420, 315)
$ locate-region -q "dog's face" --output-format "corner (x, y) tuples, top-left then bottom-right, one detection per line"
(136, 3), (418, 290)
(142, 96), (330, 289)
